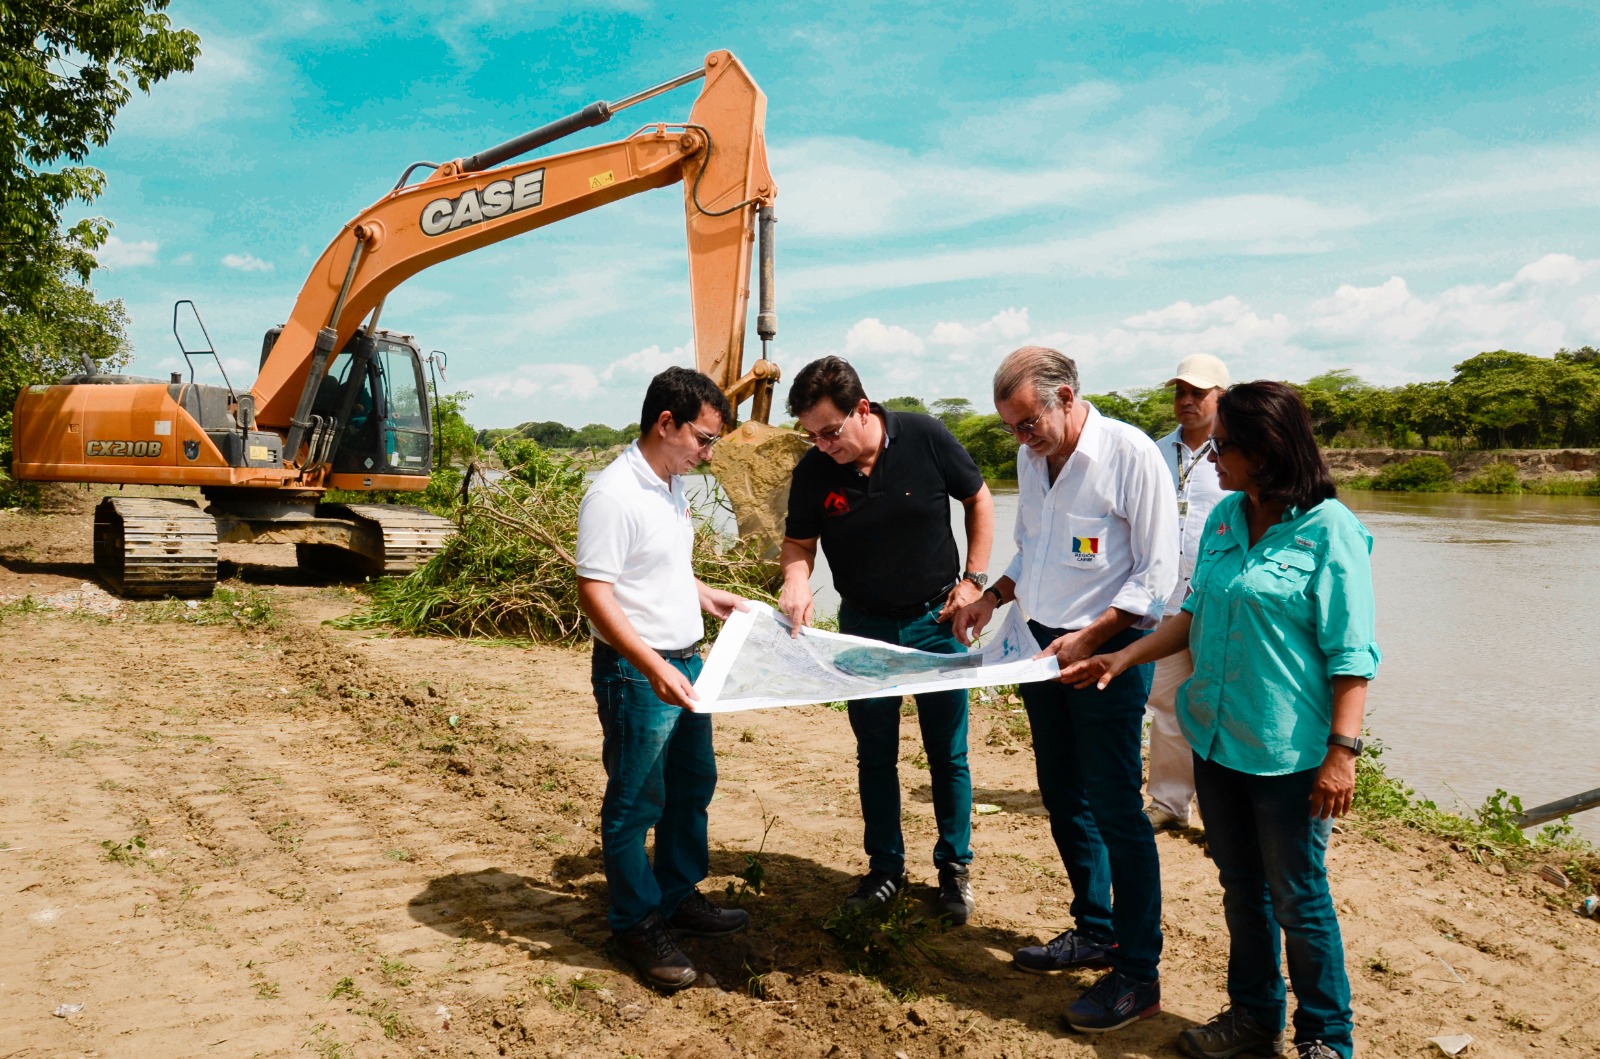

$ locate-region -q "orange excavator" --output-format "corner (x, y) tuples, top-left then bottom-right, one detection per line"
(10, 50), (786, 596)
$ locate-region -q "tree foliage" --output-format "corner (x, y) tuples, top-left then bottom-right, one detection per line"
(1, 1), (200, 477)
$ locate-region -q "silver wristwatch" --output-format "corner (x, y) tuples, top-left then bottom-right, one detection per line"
(961, 571), (988, 589)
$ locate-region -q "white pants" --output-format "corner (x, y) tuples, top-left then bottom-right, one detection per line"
(1144, 629), (1196, 823)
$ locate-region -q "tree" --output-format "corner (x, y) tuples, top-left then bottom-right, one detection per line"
(931, 397), (974, 429)
(1, 2), (200, 476)
(431, 391), (478, 469)
(881, 395), (927, 414)
(951, 414), (1017, 480)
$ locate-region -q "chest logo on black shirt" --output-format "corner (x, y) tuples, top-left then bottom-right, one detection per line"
(824, 490), (851, 515)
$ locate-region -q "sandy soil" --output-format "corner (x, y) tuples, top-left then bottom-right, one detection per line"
(2, 491), (1597, 1059)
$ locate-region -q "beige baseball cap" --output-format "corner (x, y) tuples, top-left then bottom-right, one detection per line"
(1167, 353), (1230, 390)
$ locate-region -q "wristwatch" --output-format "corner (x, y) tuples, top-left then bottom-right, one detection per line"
(1326, 733), (1363, 755)
(961, 571), (988, 589)
(984, 585), (1004, 605)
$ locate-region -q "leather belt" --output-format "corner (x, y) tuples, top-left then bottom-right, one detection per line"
(594, 639), (700, 660)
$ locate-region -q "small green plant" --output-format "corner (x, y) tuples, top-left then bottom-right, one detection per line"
(304, 1022), (352, 1059)
(361, 998), (416, 1039)
(822, 888), (947, 986)
(102, 833), (147, 865)
(379, 956), (415, 987)
(725, 808), (779, 906)
(327, 976), (362, 1001)
(383, 849), (412, 862)
(255, 979), (280, 999)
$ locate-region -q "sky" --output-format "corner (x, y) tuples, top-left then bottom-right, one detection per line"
(79, 0), (1600, 429)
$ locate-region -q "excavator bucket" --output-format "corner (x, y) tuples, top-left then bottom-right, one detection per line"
(708, 421), (809, 559)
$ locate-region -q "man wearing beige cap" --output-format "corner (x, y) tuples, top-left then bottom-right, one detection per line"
(1144, 353), (1230, 831)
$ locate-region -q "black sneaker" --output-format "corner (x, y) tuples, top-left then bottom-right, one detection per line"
(1179, 1007), (1286, 1058)
(667, 889), (750, 938)
(1012, 928), (1117, 973)
(936, 864), (974, 926)
(614, 912), (696, 991)
(1063, 969), (1160, 1033)
(1293, 1042), (1340, 1059)
(844, 869), (907, 910)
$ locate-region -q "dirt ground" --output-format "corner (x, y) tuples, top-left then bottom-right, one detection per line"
(2, 489), (1598, 1059)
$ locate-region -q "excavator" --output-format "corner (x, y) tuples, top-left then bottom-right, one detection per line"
(10, 49), (803, 597)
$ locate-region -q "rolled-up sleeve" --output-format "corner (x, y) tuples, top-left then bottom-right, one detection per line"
(1108, 444), (1180, 626)
(1313, 514), (1381, 680)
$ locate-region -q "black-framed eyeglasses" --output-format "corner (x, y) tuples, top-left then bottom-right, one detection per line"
(801, 421), (848, 445)
(1210, 434), (1239, 454)
(1000, 416), (1042, 438)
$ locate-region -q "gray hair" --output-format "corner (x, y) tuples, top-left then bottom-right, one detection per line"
(993, 345), (1080, 407)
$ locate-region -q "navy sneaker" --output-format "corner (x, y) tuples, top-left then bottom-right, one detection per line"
(1013, 928), (1117, 973)
(1063, 969), (1160, 1033)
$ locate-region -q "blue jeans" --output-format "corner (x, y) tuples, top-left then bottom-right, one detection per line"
(591, 642), (716, 933)
(1192, 754), (1354, 1057)
(1019, 622), (1162, 981)
(838, 600), (973, 876)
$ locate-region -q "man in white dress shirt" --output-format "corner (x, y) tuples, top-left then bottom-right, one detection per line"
(954, 346), (1177, 1034)
(1144, 353), (1230, 832)
(576, 367), (751, 991)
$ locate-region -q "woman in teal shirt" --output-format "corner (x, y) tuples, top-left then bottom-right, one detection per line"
(1063, 381), (1379, 1059)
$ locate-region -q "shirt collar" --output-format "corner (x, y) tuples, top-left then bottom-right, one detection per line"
(871, 402), (901, 444)
(623, 440), (675, 496)
(1018, 400), (1105, 473)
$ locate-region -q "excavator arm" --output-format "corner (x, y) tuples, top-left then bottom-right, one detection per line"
(252, 49), (779, 462)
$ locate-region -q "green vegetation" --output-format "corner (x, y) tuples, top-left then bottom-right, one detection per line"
(1, 2), (200, 501)
(135, 584), (279, 628)
(1299, 350), (1600, 450)
(1353, 738), (1596, 886)
(822, 888), (948, 994)
(1370, 455), (1453, 491)
(476, 419), (637, 452)
(334, 437), (781, 643)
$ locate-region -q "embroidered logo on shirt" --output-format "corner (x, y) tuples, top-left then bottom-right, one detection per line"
(823, 490), (851, 515)
(1071, 536), (1100, 561)
(1295, 535), (1315, 550)
(1217, 523), (1229, 535)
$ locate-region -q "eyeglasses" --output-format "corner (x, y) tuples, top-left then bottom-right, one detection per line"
(801, 421), (848, 445)
(999, 416), (1042, 438)
(687, 424), (720, 450)
(1210, 434), (1239, 454)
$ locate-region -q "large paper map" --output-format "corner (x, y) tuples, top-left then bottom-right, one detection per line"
(691, 602), (1058, 713)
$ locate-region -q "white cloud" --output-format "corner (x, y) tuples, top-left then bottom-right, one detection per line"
(843, 318), (925, 359)
(222, 253), (274, 273)
(930, 308), (1031, 347)
(601, 344), (684, 383)
(463, 363), (601, 404)
(1123, 296), (1248, 331)
(98, 236), (159, 268)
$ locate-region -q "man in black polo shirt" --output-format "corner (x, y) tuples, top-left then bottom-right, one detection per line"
(779, 356), (994, 924)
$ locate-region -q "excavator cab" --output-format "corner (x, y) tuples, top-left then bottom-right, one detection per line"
(265, 327), (433, 480)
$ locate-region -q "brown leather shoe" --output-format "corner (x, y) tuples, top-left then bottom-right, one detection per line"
(614, 912), (696, 991)
(667, 890), (750, 937)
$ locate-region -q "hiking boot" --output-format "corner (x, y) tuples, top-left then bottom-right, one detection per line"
(613, 912), (696, 991)
(1178, 1007), (1286, 1058)
(1063, 969), (1161, 1033)
(936, 864), (974, 926)
(1145, 805), (1189, 831)
(843, 869), (907, 911)
(1293, 1042), (1341, 1059)
(1012, 928), (1117, 973)
(668, 889), (750, 938)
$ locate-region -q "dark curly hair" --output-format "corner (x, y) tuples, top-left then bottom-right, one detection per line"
(1216, 381), (1336, 509)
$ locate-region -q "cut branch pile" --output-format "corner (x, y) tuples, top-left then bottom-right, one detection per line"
(334, 442), (781, 644)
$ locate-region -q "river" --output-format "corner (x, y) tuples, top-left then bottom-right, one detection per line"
(765, 481), (1600, 841)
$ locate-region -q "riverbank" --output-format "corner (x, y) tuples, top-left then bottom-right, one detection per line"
(3, 498), (1599, 1057)
(1325, 447), (1600, 494)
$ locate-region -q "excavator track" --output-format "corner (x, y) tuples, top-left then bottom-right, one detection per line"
(320, 503), (456, 577)
(93, 497), (219, 598)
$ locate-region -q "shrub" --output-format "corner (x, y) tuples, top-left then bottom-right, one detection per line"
(1370, 455), (1453, 492)
(1460, 462), (1522, 494)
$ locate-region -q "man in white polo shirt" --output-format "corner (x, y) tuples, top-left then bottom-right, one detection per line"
(954, 346), (1176, 1035)
(1145, 353), (1230, 832)
(576, 366), (750, 991)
